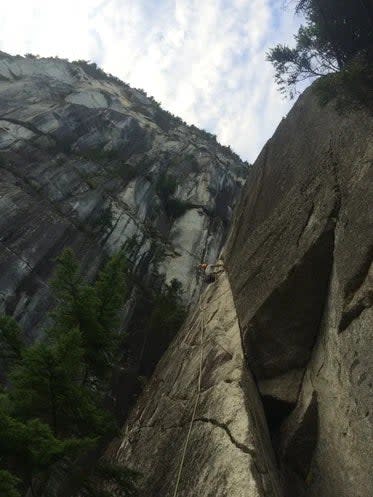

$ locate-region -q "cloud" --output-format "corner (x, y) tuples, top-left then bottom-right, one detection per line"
(0, 0), (302, 161)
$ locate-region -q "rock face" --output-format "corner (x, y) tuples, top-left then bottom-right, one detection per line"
(107, 271), (283, 497)
(0, 52), (247, 339)
(112, 87), (372, 497)
(225, 87), (373, 497)
(1, 51), (372, 497)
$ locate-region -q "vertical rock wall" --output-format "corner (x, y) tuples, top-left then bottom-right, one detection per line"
(225, 87), (373, 497)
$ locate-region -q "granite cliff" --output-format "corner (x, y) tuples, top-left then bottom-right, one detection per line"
(110, 87), (372, 497)
(0, 52), (247, 342)
(0, 52), (372, 497)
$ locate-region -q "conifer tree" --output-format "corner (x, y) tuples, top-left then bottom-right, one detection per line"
(267, 0), (373, 100)
(0, 316), (23, 374)
(0, 248), (133, 496)
(50, 249), (128, 382)
(0, 470), (21, 497)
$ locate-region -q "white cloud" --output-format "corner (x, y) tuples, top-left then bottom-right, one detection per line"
(0, 0), (302, 161)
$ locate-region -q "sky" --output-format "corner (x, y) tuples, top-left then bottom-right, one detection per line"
(0, 0), (303, 162)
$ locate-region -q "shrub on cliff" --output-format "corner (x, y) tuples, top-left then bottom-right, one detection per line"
(314, 54), (373, 110)
(156, 173), (191, 220)
(267, 0), (373, 105)
(142, 278), (186, 373)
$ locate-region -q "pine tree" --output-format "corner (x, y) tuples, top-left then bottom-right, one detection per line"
(0, 248), (132, 496)
(0, 470), (20, 497)
(50, 249), (127, 381)
(267, 0), (373, 100)
(0, 316), (23, 374)
(80, 461), (139, 497)
(9, 327), (114, 439)
(140, 278), (186, 374)
(95, 252), (127, 334)
(0, 403), (91, 495)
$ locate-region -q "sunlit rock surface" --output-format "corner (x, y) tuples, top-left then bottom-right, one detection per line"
(107, 272), (283, 497)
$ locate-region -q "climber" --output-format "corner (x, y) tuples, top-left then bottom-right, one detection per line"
(197, 260), (224, 283)
(198, 263), (208, 272)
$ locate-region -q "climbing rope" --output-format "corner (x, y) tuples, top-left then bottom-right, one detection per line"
(172, 295), (206, 497)
(172, 271), (230, 496)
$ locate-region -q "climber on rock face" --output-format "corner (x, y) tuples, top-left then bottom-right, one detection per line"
(198, 260), (224, 283)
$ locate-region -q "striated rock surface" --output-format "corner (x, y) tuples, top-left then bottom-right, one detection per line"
(225, 87), (373, 497)
(0, 52), (247, 339)
(108, 271), (283, 497)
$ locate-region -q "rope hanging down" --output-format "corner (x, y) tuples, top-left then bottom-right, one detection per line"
(172, 299), (206, 497)
(172, 274), (230, 496)
(171, 273), (283, 497)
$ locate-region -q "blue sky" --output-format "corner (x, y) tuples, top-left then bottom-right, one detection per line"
(0, 0), (303, 162)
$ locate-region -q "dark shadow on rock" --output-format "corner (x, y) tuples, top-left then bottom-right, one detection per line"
(244, 223), (335, 380)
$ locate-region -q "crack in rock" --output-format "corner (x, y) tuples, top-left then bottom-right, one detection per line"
(195, 416), (256, 456)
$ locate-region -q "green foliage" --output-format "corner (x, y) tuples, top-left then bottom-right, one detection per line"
(72, 61), (131, 92)
(80, 150), (139, 187)
(50, 249), (127, 380)
(80, 148), (121, 163)
(314, 54), (373, 110)
(183, 153), (200, 173)
(0, 406), (91, 480)
(10, 328), (84, 432)
(94, 206), (114, 232)
(0, 470), (20, 497)
(0, 316), (23, 373)
(267, 0), (373, 100)
(85, 177), (100, 190)
(115, 162), (137, 182)
(148, 279), (186, 343)
(81, 462), (139, 497)
(165, 198), (191, 219)
(156, 172), (177, 201)
(156, 173), (191, 219)
(0, 153), (7, 167)
(138, 278), (186, 374)
(0, 248), (136, 496)
(95, 251), (127, 333)
(9, 329), (114, 439)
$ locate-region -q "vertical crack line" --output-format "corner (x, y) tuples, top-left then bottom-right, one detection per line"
(171, 298), (206, 497)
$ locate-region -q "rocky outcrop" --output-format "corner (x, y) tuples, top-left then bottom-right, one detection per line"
(107, 271), (283, 497)
(225, 87), (373, 497)
(0, 52), (247, 339)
